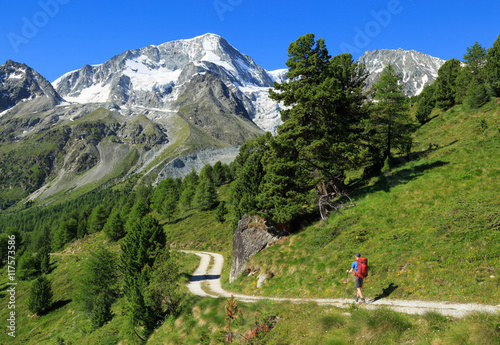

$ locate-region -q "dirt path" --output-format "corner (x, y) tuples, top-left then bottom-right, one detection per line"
(180, 250), (499, 318)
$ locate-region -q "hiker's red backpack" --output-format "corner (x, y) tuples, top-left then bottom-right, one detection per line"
(355, 257), (368, 278)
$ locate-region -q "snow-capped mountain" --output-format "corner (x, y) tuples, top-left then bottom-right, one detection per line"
(1, 60), (61, 115)
(53, 33), (285, 133)
(359, 48), (446, 97)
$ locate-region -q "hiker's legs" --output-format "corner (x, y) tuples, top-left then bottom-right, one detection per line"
(356, 287), (364, 298)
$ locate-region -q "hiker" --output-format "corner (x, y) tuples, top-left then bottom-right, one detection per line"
(347, 253), (368, 303)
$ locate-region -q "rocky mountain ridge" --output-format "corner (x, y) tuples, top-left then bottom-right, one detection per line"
(0, 35), (447, 208)
(359, 48), (446, 97)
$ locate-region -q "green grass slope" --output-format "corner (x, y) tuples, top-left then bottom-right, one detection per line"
(227, 100), (500, 304)
(0, 101), (498, 345)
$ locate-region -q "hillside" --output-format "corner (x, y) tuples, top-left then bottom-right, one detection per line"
(226, 100), (500, 304)
(0, 100), (498, 344)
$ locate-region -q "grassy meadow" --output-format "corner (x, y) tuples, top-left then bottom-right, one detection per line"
(0, 100), (498, 344)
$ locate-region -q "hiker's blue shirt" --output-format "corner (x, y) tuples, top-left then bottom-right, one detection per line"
(351, 261), (358, 272)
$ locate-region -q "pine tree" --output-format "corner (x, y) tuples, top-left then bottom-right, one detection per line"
(159, 177), (179, 223)
(103, 210), (125, 241)
(37, 246), (50, 274)
(464, 41), (487, 78)
(456, 42), (487, 104)
(435, 58), (461, 110)
(486, 34), (500, 96)
(52, 218), (78, 250)
(415, 84), (436, 124)
(87, 205), (107, 234)
(194, 176), (218, 211)
(124, 201), (150, 232)
(28, 275), (53, 315)
(466, 78), (489, 108)
(369, 64), (413, 164)
(216, 201), (228, 223)
(120, 215), (166, 333)
(179, 168), (198, 210)
(90, 293), (114, 330)
(144, 248), (181, 320)
(75, 247), (118, 327)
(18, 251), (40, 280)
(262, 34), (369, 223)
(229, 135), (270, 223)
(212, 161), (225, 187)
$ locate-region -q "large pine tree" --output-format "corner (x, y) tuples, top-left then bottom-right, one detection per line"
(261, 34), (369, 224)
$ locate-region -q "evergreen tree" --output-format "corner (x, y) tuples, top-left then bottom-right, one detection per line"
(463, 41), (487, 78)
(369, 64), (413, 164)
(28, 275), (53, 315)
(0, 234), (8, 268)
(435, 58), (461, 110)
(415, 84), (436, 124)
(75, 247), (118, 329)
(179, 168), (198, 210)
(454, 66), (472, 104)
(158, 177), (179, 223)
(194, 177), (218, 211)
(466, 78), (490, 108)
(229, 135), (270, 223)
(212, 161), (225, 187)
(124, 201), (150, 232)
(262, 34), (369, 223)
(456, 42), (487, 104)
(216, 201), (228, 223)
(486, 34), (500, 96)
(52, 218), (78, 250)
(144, 248), (181, 321)
(18, 251), (41, 280)
(120, 215), (166, 333)
(90, 293), (114, 330)
(103, 209), (125, 241)
(87, 205), (107, 234)
(37, 246), (51, 274)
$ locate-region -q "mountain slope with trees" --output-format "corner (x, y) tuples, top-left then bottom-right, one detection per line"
(0, 34), (498, 344)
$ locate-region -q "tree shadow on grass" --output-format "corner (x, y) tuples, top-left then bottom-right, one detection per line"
(46, 299), (72, 314)
(368, 283), (399, 303)
(351, 160), (449, 198)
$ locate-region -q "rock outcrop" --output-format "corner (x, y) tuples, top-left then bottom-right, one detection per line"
(229, 214), (286, 283)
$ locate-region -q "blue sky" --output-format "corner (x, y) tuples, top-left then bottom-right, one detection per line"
(1, 0), (499, 82)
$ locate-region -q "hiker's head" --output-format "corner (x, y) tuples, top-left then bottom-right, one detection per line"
(355, 253), (361, 258)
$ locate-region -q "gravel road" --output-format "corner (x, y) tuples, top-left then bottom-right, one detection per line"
(180, 250), (500, 318)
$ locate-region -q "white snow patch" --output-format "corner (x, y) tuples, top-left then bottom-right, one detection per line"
(267, 69), (288, 83)
(63, 83), (111, 103)
(123, 57), (182, 91)
(238, 84), (283, 134)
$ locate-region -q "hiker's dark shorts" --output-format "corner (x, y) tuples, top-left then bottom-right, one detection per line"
(355, 276), (363, 288)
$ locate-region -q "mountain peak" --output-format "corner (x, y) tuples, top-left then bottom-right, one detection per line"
(0, 60), (61, 114)
(359, 48), (446, 96)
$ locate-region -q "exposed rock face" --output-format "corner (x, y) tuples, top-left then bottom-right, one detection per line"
(0, 60), (62, 114)
(230, 214), (285, 283)
(359, 48), (446, 96)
